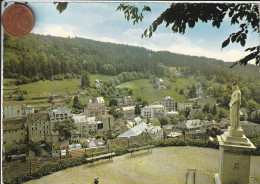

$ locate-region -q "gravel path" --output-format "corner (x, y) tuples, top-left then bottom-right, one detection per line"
(24, 146), (260, 184)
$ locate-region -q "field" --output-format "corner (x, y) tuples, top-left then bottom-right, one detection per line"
(3, 74), (114, 109)
(117, 77), (197, 104)
(3, 74), (196, 109)
(24, 146), (260, 184)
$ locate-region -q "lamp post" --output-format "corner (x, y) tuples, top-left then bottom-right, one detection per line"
(182, 131), (186, 142)
(59, 148), (61, 163)
(128, 136), (130, 149)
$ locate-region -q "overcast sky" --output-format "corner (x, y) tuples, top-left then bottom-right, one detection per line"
(6, 2), (259, 62)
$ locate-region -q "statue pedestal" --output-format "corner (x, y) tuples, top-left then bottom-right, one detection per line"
(215, 131), (256, 184)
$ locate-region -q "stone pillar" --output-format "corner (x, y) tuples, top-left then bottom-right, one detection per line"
(215, 131), (256, 184)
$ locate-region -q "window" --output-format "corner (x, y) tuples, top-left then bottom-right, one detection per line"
(98, 123), (103, 129)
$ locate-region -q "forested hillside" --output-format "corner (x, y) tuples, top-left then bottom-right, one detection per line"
(4, 33), (258, 81)
(3, 33), (260, 106)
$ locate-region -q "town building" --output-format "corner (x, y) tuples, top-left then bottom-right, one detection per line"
(146, 125), (163, 140)
(49, 107), (72, 122)
(155, 78), (166, 89)
(94, 79), (102, 88)
(3, 102), (34, 118)
(52, 141), (69, 157)
(3, 117), (27, 146)
(174, 119), (207, 134)
(117, 122), (163, 140)
(70, 130), (80, 143)
(46, 107), (73, 144)
(72, 114), (88, 137)
(84, 97), (107, 117)
(27, 113), (50, 143)
(117, 96), (134, 107)
(177, 101), (193, 111)
(166, 111), (179, 118)
(85, 138), (106, 148)
(161, 96), (176, 111)
(141, 102), (166, 120)
(97, 114), (114, 132)
(120, 106), (135, 120)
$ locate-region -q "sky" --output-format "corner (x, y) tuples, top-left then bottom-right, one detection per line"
(5, 2), (259, 62)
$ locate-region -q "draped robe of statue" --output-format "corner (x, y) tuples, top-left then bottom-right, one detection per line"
(229, 86), (241, 130)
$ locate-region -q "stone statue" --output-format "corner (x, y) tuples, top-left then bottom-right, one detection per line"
(229, 84), (241, 130)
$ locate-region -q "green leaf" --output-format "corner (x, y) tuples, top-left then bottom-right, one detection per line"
(240, 39), (245, 47)
(221, 38), (230, 49)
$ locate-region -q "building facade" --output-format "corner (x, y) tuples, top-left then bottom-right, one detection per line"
(3, 117), (27, 145)
(177, 101), (193, 111)
(161, 96), (176, 111)
(27, 113), (50, 143)
(117, 96), (134, 107)
(84, 97), (107, 117)
(141, 102), (166, 120)
(120, 106), (135, 120)
(3, 102), (34, 118)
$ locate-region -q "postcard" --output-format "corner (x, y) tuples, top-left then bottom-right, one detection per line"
(1, 1), (260, 184)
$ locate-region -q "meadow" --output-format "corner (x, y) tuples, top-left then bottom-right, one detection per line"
(3, 74), (196, 109)
(117, 77), (197, 104)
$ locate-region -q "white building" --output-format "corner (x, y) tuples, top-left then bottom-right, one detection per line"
(3, 102), (34, 118)
(141, 102), (166, 120)
(155, 78), (166, 89)
(94, 79), (102, 88)
(174, 119), (208, 134)
(72, 114), (88, 137)
(117, 122), (163, 140)
(49, 107), (72, 122)
(166, 111), (179, 118)
(177, 101), (193, 111)
(120, 106), (135, 120)
(161, 96), (176, 111)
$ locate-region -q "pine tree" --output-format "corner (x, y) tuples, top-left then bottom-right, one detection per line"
(212, 104), (217, 115)
(81, 71), (91, 88)
(135, 104), (141, 114)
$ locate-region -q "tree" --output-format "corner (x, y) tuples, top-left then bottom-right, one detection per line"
(217, 108), (227, 120)
(170, 116), (179, 125)
(136, 96), (142, 102)
(246, 99), (259, 114)
(158, 116), (170, 126)
(179, 115), (186, 122)
(212, 104), (218, 115)
(142, 100), (148, 107)
(109, 98), (118, 106)
(81, 71), (91, 89)
(135, 104), (141, 114)
(117, 3), (259, 67)
(189, 84), (196, 98)
(202, 103), (210, 113)
(73, 95), (83, 110)
(53, 119), (77, 141)
(29, 141), (42, 156)
(151, 119), (161, 126)
(179, 89), (184, 95)
(109, 106), (120, 119)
